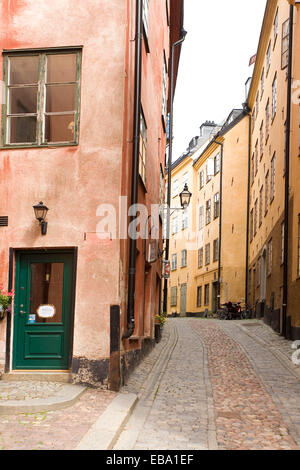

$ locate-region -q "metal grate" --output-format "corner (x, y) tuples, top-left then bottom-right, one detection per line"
(0, 216), (8, 227)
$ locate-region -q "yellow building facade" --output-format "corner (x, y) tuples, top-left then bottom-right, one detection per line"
(166, 0), (300, 340)
(247, 0), (300, 339)
(167, 111), (249, 316)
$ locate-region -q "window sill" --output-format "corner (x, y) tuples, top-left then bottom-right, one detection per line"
(0, 142), (79, 150)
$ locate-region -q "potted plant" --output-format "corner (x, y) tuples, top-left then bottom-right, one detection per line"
(154, 312), (167, 342)
(0, 284), (14, 320)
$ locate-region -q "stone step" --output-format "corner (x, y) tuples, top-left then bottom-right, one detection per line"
(2, 371), (72, 383)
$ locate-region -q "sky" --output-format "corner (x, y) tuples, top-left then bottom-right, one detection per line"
(172, 0), (267, 160)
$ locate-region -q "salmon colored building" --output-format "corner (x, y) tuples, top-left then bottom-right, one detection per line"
(0, 0), (185, 389)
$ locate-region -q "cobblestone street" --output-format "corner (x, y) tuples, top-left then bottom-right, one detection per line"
(0, 317), (299, 450)
(115, 318), (300, 451)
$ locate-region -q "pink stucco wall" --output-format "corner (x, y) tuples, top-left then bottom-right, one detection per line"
(0, 0), (129, 360)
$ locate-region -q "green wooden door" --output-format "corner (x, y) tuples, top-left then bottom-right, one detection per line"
(13, 252), (74, 370)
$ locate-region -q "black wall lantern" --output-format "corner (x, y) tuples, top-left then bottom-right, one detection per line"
(33, 201), (49, 235)
(179, 184), (192, 209)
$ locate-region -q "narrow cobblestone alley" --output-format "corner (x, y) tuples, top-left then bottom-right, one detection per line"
(115, 318), (300, 451)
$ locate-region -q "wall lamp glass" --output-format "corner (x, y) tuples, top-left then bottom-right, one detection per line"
(33, 201), (49, 235)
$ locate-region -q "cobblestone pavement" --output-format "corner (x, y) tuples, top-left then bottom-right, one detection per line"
(190, 320), (299, 450)
(0, 387), (116, 450)
(115, 318), (300, 451)
(115, 319), (216, 450)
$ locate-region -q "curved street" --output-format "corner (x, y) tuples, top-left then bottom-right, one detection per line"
(114, 318), (300, 451)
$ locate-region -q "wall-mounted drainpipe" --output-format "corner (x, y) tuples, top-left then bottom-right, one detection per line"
(282, 4), (294, 339)
(123, 0), (143, 340)
(212, 138), (223, 310)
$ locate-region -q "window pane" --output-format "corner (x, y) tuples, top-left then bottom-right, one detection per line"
(9, 86), (38, 114)
(9, 56), (39, 84)
(45, 114), (75, 143)
(30, 263), (64, 324)
(46, 84), (76, 112)
(46, 54), (77, 83)
(8, 116), (37, 143)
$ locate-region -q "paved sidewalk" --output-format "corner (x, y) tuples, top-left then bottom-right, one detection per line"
(0, 382), (116, 450)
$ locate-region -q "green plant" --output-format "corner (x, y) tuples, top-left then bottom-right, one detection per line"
(155, 312), (167, 327)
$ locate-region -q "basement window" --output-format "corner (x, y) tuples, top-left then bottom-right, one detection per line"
(1, 48), (82, 147)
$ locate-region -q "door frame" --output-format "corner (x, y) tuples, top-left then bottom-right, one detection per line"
(9, 247), (77, 372)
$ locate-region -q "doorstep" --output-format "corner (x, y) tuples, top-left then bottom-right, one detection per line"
(2, 370), (72, 383)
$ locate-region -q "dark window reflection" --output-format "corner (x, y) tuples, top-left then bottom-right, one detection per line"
(30, 263), (64, 323)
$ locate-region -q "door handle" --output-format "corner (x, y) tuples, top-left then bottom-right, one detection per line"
(20, 310), (26, 315)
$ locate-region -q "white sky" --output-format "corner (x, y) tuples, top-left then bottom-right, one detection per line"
(172, 0), (267, 160)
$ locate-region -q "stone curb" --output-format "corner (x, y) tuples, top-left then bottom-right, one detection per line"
(76, 392), (138, 450)
(0, 383), (86, 415)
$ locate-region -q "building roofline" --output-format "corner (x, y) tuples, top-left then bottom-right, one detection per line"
(193, 109), (246, 167)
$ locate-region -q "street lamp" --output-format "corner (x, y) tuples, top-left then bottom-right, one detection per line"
(179, 184), (192, 209)
(33, 201), (49, 235)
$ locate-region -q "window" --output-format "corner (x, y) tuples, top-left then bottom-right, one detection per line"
(213, 239), (219, 262)
(197, 286), (202, 308)
(142, 0), (150, 39)
(172, 180), (179, 198)
(172, 215), (178, 234)
(205, 243), (210, 265)
(274, 9), (279, 44)
(182, 171), (189, 187)
(265, 170), (269, 215)
(159, 165), (164, 207)
(199, 205), (204, 230)
(181, 250), (187, 267)
(272, 75), (277, 119)
(267, 239), (273, 275)
(255, 140), (259, 175)
(139, 112), (147, 184)
(260, 121), (264, 159)
(261, 68), (265, 96)
(206, 158), (214, 182)
(198, 248), (203, 268)
(162, 55), (167, 122)
(214, 153), (220, 174)
(199, 170), (204, 189)
(204, 284), (210, 306)
(259, 185), (263, 227)
(251, 153), (255, 184)
(250, 209), (254, 242)
(182, 208), (188, 230)
(282, 19), (289, 69)
(265, 99), (270, 139)
(171, 254), (177, 271)
(2, 49), (81, 146)
(266, 41), (271, 72)
(257, 257), (261, 287)
(270, 153), (275, 202)
(171, 286), (177, 307)
(254, 199), (258, 236)
(214, 192), (220, 219)
(256, 92), (259, 117)
(206, 199), (211, 225)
